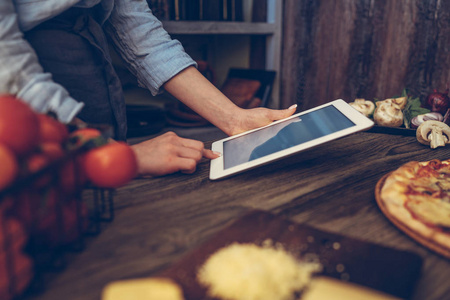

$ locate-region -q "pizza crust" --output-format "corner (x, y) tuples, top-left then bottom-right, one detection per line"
(375, 160), (450, 258)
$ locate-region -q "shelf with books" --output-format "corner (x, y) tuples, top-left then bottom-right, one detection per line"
(158, 0), (282, 108)
(148, 0), (245, 22)
(134, 0), (283, 110)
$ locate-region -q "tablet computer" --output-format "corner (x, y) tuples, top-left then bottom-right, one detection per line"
(209, 99), (374, 180)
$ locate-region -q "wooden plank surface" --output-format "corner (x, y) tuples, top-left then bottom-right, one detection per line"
(281, 0), (450, 109)
(27, 132), (450, 300)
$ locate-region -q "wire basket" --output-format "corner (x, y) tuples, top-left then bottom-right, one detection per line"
(0, 127), (116, 300)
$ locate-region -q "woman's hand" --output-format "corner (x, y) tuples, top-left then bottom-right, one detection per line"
(131, 131), (220, 177)
(163, 67), (297, 137)
(225, 104), (297, 136)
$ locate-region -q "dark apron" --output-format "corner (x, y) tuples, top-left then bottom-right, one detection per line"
(24, 6), (127, 141)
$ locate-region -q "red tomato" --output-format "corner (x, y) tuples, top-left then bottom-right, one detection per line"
(0, 216), (28, 253)
(0, 251), (33, 299)
(83, 142), (137, 188)
(11, 192), (35, 230)
(69, 128), (102, 147)
(40, 142), (64, 161)
(60, 199), (89, 244)
(40, 143), (87, 195)
(26, 188), (60, 246)
(25, 190), (87, 247)
(11, 190), (58, 233)
(64, 128), (103, 190)
(0, 95), (40, 156)
(70, 127), (101, 139)
(0, 144), (19, 191)
(58, 158), (87, 195)
(0, 197), (14, 215)
(24, 153), (52, 188)
(37, 113), (69, 144)
(26, 153), (49, 173)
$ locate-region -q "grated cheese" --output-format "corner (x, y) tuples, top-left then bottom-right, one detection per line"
(197, 241), (321, 300)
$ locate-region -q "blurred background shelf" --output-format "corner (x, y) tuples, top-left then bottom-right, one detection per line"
(161, 21), (277, 35)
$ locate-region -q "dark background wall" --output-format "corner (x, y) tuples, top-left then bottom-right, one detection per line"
(280, 0), (450, 110)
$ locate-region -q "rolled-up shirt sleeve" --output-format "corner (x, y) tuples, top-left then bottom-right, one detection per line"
(0, 1), (84, 123)
(104, 0), (196, 96)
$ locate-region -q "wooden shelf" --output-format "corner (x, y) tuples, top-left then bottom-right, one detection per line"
(159, 0), (283, 108)
(161, 21), (276, 35)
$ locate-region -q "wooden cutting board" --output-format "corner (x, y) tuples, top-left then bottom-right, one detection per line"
(160, 210), (422, 300)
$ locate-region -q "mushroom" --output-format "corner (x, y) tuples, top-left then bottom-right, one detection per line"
(373, 101), (403, 127)
(349, 99), (375, 117)
(416, 120), (450, 149)
(375, 96), (408, 110)
(387, 96), (408, 110)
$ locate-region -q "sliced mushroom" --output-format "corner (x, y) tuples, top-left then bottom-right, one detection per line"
(349, 99), (375, 117)
(373, 101), (403, 127)
(416, 120), (450, 149)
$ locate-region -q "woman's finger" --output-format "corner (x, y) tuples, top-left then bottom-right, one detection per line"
(203, 148), (221, 159)
(176, 157), (198, 174)
(176, 145), (203, 162)
(179, 137), (205, 151)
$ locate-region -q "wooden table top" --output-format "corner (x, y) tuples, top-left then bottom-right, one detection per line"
(29, 131), (450, 300)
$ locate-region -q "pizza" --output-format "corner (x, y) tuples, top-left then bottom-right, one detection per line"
(375, 159), (450, 257)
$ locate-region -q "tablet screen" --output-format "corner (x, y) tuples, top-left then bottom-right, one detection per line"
(223, 105), (355, 169)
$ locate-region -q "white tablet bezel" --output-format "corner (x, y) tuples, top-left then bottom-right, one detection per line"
(209, 99), (374, 180)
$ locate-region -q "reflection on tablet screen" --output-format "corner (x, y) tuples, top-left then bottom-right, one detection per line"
(223, 105), (355, 169)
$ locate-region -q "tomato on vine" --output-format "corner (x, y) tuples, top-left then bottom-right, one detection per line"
(82, 142), (137, 188)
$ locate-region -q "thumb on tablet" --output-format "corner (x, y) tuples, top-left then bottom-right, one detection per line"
(271, 104), (297, 121)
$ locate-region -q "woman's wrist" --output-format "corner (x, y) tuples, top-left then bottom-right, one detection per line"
(224, 109), (247, 136)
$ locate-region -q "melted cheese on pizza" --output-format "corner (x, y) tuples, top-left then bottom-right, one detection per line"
(406, 196), (450, 228)
(379, 159), (450, 256)
(403, 160), (450, 229)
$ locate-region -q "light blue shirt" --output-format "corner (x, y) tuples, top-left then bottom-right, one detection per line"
(0, 0), (195, 122)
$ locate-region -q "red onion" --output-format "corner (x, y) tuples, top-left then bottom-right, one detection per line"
(424, 88), (450, 114)
(443, 109), (450, 126)
(410, 112), (443, 129)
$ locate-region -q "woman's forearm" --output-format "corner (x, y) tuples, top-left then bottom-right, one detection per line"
(163, 66), (297, 136)
(162, 66), (241, 135)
